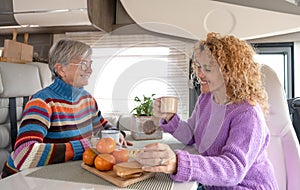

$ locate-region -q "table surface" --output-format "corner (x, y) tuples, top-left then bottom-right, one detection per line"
(0, 132), (199, 190)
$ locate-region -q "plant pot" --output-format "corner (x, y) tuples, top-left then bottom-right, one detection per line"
(131, 115), (162, 140)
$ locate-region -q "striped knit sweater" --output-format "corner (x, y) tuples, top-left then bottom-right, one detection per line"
(2, 77), (115, 176)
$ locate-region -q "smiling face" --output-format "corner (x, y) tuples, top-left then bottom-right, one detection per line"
(194, 61), (210, 94)
(55, 58), (93, 88)
(194, 48), (226, 103)
(48, 39), (93, 85)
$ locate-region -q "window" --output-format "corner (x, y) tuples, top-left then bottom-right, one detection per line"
(252, 43), (294, 98)
(92, 47), (171, 114)
(63, 31), (193, 120)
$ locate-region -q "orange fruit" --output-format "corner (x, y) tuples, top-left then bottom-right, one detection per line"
(96, 138), (116, 154)
(94, 154), (116, 171)
(112, 149), (129, 163)
(82, 147), (98, 166)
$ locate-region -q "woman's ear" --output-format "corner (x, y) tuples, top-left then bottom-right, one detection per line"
(54, 63), (65, 78)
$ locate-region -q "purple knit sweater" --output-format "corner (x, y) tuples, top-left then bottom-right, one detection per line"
(161, 93), (278, 189)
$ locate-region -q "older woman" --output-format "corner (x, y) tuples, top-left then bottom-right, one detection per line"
(2, 39), (131, 178)
(136, 33), (279, 189)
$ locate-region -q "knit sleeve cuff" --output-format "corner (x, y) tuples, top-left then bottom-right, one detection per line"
(170, 150), (193, 182)
(160, 114), (180, 134)
(70, 140), (84, 160)
(80, 138), (91, 150)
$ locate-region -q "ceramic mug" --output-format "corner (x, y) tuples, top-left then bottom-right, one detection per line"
(100, 130), (120, 144)
(160, 96), (178, 113)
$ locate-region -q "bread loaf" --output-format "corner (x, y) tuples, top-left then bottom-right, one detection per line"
(113, 161), (144, 179)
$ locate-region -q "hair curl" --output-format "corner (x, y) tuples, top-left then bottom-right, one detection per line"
(194, 32), (268, 114)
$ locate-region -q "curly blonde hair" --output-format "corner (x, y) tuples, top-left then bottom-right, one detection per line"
(194, 32), (268, 114)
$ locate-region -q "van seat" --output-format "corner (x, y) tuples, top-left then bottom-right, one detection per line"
(0, 62), (51, 172)
(261, 64), (300, 190)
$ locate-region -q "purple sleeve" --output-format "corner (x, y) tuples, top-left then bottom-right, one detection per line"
(160, 96), (202, 145)
(161, 114), (195, 145)
(170, 107), (271, 186)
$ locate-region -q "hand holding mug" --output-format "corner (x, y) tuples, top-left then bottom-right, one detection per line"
(153, 97), (177, 122)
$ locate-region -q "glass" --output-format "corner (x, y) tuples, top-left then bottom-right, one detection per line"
(69, 60), (93, 71)
(90, 135), (100, 148)
(101, 130), (120, 145)
(90, 127), (100, 148)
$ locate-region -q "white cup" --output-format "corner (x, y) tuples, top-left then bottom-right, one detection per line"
(100, 130), (120, 144)
(160, 96), (178, 113)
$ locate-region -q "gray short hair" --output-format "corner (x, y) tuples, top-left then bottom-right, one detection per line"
(48, 39), (92, 79)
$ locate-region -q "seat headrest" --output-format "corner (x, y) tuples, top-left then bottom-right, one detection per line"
(28, 62), (52, 88)
(261, 64), (292, 136)
(0, 62), (42, 97)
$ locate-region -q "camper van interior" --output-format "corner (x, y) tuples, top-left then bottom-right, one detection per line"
(0, 0), (300, 190)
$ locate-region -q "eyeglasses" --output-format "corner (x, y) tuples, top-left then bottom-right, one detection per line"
(69, 60), (93, 71)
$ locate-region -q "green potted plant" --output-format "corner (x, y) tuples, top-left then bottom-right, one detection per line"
(130, 94), (162, 140)
(131, 94), (156, 116)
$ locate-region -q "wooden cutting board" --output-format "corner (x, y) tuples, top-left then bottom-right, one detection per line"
(81, 162), (155, 187)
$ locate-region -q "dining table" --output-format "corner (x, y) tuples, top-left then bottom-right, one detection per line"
(0, 131), (199, 190)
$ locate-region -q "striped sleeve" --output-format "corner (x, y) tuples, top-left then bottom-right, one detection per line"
(12, 98), (71, 170)
(92, 98), (118, 132)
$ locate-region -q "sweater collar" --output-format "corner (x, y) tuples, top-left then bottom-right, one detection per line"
(50, 77), (85, 100)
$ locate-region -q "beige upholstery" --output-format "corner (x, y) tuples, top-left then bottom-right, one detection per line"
(0, 62), (51, 172)
(102, 112), (121, 128)
(261, 64), (300, 190)
(118, 114), (134, 131)
(102, 113), (133, 131)
(28, 62), (52, 88)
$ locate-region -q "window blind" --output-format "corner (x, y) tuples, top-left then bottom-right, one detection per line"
(63, 31), (193, 120)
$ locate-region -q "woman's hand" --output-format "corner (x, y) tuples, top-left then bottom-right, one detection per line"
(119, 133), (133, 148)
(153, 98), (174, 122)
(136, 143), (177, 174)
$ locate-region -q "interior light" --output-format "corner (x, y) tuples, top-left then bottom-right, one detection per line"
(0, 24), (40, 29)
(21, 25), (40, 28)
(0, 25), (22, 29)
